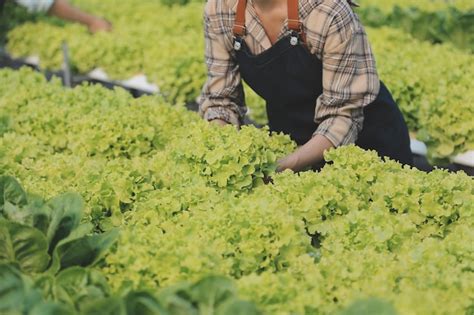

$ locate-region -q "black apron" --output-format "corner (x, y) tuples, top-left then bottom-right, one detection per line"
(232, 0), (413, 166)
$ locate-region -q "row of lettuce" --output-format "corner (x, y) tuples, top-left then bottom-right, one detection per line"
(1, 0), (473, 164)
(1, 68), (473, 315)
(357, 0), (474, 51)
(0, 175), (261, 315)
(161, 0), (474, 50)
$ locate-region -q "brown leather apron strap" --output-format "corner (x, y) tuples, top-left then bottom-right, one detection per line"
(287, 0), (301, 32)
(233, 0), (247, 36)
(288, 0), (306, 44)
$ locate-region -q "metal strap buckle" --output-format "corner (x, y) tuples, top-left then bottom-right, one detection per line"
(290, 36), (298, 46)
(233, 37), (242, 51)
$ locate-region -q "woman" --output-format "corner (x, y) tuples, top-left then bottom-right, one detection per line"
(199, 0), (412, 171)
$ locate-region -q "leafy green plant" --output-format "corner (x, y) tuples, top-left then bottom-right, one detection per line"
(0, 68), (473, 315)
(3, 1), (206, 104)
(103, 146), (474, 315)
(0, 68), (295, 229)
(338, 298), (397, 315)
(0, 176), (118, 274)
(367, 27), (474, 162)
(359, 0), (474, 12)
(2, 1), (473, 162)
(0, 175), (261, 315)
(0, 263), (76, 315)
(0, 262), (260, 315)
(0, 176), (116, 315)
(357, 1), (474, 51)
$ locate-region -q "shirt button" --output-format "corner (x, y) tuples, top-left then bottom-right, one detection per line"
(290, 36), (298, 46)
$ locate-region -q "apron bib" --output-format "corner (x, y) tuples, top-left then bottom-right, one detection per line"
(232, 0), (413, 165)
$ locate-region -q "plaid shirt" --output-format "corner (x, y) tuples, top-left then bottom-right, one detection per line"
(199, 0), (380, 147)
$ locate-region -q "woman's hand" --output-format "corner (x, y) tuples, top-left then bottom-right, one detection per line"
(277, 135), (335, 172)
(210, 119), (229, 126)
(48, 0), (112, 33)
(87, 17), (112, 33)
(277, 153), (299, 172)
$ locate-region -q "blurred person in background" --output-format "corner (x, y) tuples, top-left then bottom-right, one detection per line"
(199, 0), (413, 171)
(0, 0), (112, 33)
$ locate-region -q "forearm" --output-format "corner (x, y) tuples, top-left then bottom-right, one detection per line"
(278, 135), (334, 172)
(48, 0), (95, 25)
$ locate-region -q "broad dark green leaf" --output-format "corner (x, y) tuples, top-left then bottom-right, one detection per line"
(158, 283), (198, 315)
(4, 201), (51, 236)
(47, 223), (93, 274)
(52, 228), (119, 271)
(0, 263), (42, 313)
(46, 192), (84, 251)
(29, 302), (76, 315)
(0, 178), (50, 235)
(55, 267), (110, 310)
(338, 298), (398, 315)
(0, 220), (50, 273)
(81, 296), (126, 315)
(158, 276), (238, 315)
(33, 273), (56, 301)
(160, 296), (197, 315)
(215, 298), (261, 315)
(21, 193), (50, 234)
(188, 275), (236, 312)
(124, 291), (169, 315)
(0, 176), (28, 215)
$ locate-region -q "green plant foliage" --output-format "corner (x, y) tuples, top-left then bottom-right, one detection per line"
(157, 276), (261, 315)
(234, 146), (474, 314)
(0, 68), (293, 228)
(123, 291), (168, 315)
(0, 68), (473, 315)
(358, 0), (474, 13)
(0, 175), (119, 274)
(237, 26), (474, 162)
(102, 144), (473, 315)
(169, 124), (294, 191)
(0, 221), (50, 273)
(367, 27), (474, 163)
(357, 0), (474, 51)
(0, 175), (259, 315)
(44, 192), (84, 251)
(33, 266), (112, 313)
(338, 298), (397, 315)
(2, 1), (473, 161)
(2, 0), (206, 104)
(50, 228), (119, 272)
(0, 262), (259, 315)
(0, 263), (77, 315)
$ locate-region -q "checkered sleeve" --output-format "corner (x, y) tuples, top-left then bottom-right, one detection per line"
(309, 0), (380, 147)
(198, 1), (247, 126)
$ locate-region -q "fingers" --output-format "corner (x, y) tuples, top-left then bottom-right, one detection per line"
(209, 119), (230, 127)
(276, 154), (298, 172)
(88, 17), (112, 33)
